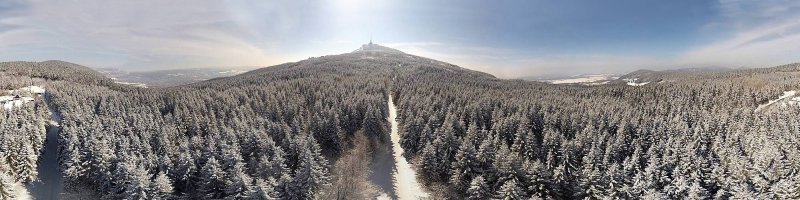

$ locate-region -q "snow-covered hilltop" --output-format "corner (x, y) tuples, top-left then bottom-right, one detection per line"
(353, 42), (406, 54)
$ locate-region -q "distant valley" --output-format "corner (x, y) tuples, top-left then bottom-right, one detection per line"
(97, 67), (256, 88)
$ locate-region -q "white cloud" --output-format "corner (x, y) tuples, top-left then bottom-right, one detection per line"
(392, 0), (800, 78)
(387, 42), (668, 78)
(680, 20), (800, 67)
(0, 0), (280, 69)
(1, 0), (798, 77)
(680, 0), (800, 68)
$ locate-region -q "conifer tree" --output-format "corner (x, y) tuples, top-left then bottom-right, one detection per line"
(466, 176), (489, 200)
(198, 157), (225, 199)
(150, 171), (174, 200)
(0, 173), (15, 200)
(450, 139), (478, 192)
(496, 178), (524, 200)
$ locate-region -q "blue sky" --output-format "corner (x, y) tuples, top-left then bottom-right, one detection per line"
(1, 0), (799, 77)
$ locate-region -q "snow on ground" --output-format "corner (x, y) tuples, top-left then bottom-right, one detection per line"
(581, 81), (612, 86)
(115, 81), (148, 88)
(789, 96), (800, 105)
(1, 86), (43, 110)
(218, 70), (247, 75)
(541, 74), (618, 86)
(756, 91), (798, 112)
(368, 143), (396, 199)
(376, 192), (392, 200)
(2, 96), (34, 109)
(12, 182), (33, 200)
(2, 86), (49, 199)
(387, 95), (429, 200)
(547, 74), (615, 84)
(18, 86), (45, 94)
(627, 82), (649, 86)
(624, 78), (650, 86)
(27, 95), (65, 200)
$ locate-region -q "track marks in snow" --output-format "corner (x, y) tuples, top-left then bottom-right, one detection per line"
(387, 95), (429, 200)
(756, 91), (797, 112)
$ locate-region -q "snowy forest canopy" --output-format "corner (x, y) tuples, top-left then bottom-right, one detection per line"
(1, 46), (800, 199)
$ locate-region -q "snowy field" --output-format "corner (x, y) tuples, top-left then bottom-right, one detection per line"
(547, 74), (616, 84)
(542, 74), (618, 86)
(218, 69), (248, 75)
(386, 95), (429, 200)
(1, 86), (44, 109)
(114, 81), (148, 88)
(624, 78), (650, 86)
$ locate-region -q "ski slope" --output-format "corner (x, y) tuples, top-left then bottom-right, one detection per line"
(387, 95), (429, 200)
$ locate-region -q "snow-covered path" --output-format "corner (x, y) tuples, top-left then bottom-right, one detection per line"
(386, 95), (428, 200)
(27, 94), (64, 200)
(370, 144), (396, 199)
(755, 91), (797, 112)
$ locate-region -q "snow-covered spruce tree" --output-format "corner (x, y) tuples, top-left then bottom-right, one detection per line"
(466, 176), (489, 200)
(495, 178), (525, 200)
(494, 143), (519, 184)
(475, 135), (498, 182)
(770, 176), (800, 199)
(149, 171), (174, 200)
(285, 136), (329, 200)
(686, 180), (709, 199)
(449, 138), (479, 193)
(25, 57), (392, 198)
(419, 141), (445, 183)
(60, 126), (87, 179)
(10, 46), (800, 199)
(310, 111), (343, 157)
(170, 149), (195, 196)
(198, 157), (226, 199)
(0, 101), (47, 186)
(419, 120), (458, 183)
(223, 161), (252, 198)
(248, 178), (277, 200)
(641, 189), (668, 199)
(217, 142), (253, 199)
(0, 172), (15, 200)
(520, 160), (548, 198)
(109, 155), (150, 199)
